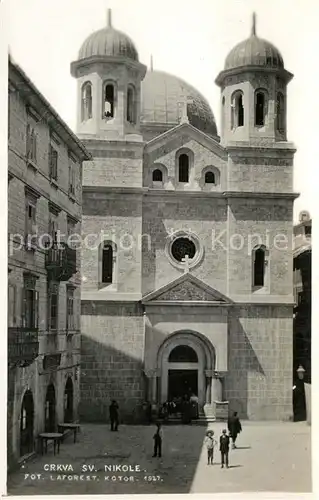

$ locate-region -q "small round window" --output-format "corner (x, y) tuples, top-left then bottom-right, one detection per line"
(171, 237), (196, 262)
(166, 231), (204, 270)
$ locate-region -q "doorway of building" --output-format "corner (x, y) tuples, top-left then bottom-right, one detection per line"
(64, 377), (74, 423)
(168, 369), (198, 400)
(44, 384), (56, 432)
(20, 390), (34, 457)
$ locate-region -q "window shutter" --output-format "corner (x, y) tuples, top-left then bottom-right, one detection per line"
(26, 124), (31, 158)
(32, 131), (37, 162)
(34, 291), (39, 329)
(22, 288), (27, 328)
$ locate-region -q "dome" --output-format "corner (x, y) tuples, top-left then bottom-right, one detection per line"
(224, 14), (284, 71)
(140, 70), (218, 138)
(78, 10), (138, 62)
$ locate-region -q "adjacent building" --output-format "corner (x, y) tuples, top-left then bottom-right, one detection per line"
(7, 57), (90, 468)
(293, 211), (311, 383)
(75, 11), (298, 422)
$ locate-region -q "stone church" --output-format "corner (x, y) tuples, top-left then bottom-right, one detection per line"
(72, 10), (297, 421)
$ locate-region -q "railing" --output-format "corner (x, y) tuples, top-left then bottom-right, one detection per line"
(8, 327), (39, 368)
(45, 242), (77, 281)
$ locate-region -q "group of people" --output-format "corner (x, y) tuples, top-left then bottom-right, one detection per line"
(109, 399), (242, 469)
(158, 393), (199, 423)
(204, 412), (242, 468)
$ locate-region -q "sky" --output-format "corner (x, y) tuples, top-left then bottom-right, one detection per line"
(4, 0), (319, 221)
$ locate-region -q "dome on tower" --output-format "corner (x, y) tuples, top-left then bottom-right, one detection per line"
(78, 9), (139, 62)
(224, 13), (284, 71)
(140, 70), (218, 139)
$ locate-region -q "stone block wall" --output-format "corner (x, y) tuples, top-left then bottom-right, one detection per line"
(225, 305), (293, 420)
(80, 301), (145, 422)
(142, 197), (228, 295)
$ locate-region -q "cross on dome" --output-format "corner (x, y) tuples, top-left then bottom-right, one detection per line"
(178, 90), (194, 124)
(251, 12), (256, 36)
(107, 8), (113, 27)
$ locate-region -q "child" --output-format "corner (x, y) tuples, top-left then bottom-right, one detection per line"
(152, 422), (163, 457)
(204, 430), (217, 465)
(219, 429), (230, 468)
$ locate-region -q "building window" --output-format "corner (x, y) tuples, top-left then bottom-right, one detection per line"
(26, 124), (37, 162)
(66, 287), (75, 331)
(22, 275), (39, 329)
(81, 82), (92, 121)
(178, 154), (189, 183)
(104, 84), (114, 118)
(171, 237), (196, 263)
(276, 92), (285, 131)
(253, 246), (266, 287)
(127, 86), (135, 123)
(102, 243), (114, 284)
(152, 169), (163, 182)
(255, 91), (267, 126)
(48, 213), (57, 243)
(48, 283), (59, 330)
(231, 91), (244, 128)
(25, 199), (37, 250)
(8, 284), (17, 327)
(67, 218), (76, 248)
(49, 145), (58, 181)
(68, 157), (76, 197)
(205, 171), (215, 184)
(169, 345), (198, 363)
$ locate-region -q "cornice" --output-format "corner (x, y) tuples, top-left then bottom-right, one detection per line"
(82, 185), (299, 200)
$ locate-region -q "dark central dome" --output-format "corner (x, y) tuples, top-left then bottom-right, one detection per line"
(140, 70), (218, 138)
(224, 14), (284, 71)
(78, 10), (138, 61)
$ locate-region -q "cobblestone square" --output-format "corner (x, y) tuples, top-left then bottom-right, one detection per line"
(7, 421), (311, 495)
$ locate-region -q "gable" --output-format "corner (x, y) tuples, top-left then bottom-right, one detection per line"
(142, 273), (232, 305)
(144, 122), (226, 161)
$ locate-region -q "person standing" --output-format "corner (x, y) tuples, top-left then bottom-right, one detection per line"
(109, 400), (119, 431)
(227, 411), (242, 449)
(219, 429), (230, 468)
(204, 430), (217, 465)
(152, 422), (163, 457)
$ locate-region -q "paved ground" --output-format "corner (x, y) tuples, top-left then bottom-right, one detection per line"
(7, 421), (311, 495)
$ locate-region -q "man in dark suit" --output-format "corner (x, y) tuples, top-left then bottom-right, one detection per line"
(219, 429), (230, 468)
(109, 400), (119, 431)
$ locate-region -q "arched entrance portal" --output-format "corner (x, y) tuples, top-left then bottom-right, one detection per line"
(20, 390), (34, 457)
(64, 377), (74, 423)
(45, 384), (56, 432)
(168, 345), (199, 400)
(158, 331), (215, 408)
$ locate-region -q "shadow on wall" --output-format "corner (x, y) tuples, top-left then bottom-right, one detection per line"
(226, 313), (265, 420)
(80, 334), (145, 423)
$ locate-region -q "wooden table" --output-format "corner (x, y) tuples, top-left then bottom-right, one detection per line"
(38, 433), (63, 455)
(57, 423), (81, 443)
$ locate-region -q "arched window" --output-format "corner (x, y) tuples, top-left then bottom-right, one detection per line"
(152, 169), (163, 182)
(81, 82), (92, 122)
(205, 171), (215, 184)
(231, 91), (244, 128)
(104, 84), (115, 119)
(169, 345), (198, 363)
(102, 243), (114, 284)
(255, 91), (266, 126)
(221, 95), (225, 132)
(127, 86), (135, 124)
(44, 384), (56, 432)
(253, 246), (266, 287)
(20, 390), (34, 457)
(64, 378), (74, 423)
(178, 154), (189, 183)
(276, 92), (285, 131)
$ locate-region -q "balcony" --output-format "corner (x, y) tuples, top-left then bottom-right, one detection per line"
(8, 328), (39, 368)
(45, 242), (77, 281)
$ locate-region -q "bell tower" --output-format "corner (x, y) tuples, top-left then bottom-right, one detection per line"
(215, 14), (294, 147)
(70, 9), (147, 141)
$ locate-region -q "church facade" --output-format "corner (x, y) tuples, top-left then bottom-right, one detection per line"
(73, 11), (297, 421)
